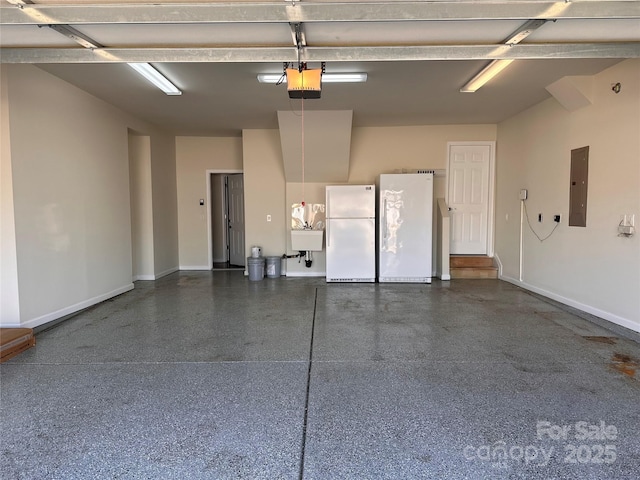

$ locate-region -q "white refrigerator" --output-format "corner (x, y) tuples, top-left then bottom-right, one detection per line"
(325, 185), (376, 282)
(378, 173), (434, 283)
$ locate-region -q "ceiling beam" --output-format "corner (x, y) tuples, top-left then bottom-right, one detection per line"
(1, 1), (639, 25)
(2, 43), (638, 64)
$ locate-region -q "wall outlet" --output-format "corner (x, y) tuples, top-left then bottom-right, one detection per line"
(266, 214), (272, 222)
(621, 214), (636, 227)
(519, 189), (528, 200)
(618, 215), (636, 236)
(554, 214), (561, 223)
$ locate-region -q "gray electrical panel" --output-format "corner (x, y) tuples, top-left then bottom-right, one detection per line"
(569, 146), (589, 227)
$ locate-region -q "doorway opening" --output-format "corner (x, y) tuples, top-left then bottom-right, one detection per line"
(208, 171), (245, 271)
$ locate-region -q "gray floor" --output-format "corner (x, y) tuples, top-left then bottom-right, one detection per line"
(2, 272), (639, 479)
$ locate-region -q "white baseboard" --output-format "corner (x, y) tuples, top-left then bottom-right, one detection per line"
(20, 283), (135, 330)
(0, 321), (21, 328)
(439, 274), (451, 281)
(499, 275), (640, 334)
(133, 274), (155, 281)
(179, 265), (211, 271)
(494, 253), (504, 277)
(133, 266), (177, 281)
(155, 266), (178, 279)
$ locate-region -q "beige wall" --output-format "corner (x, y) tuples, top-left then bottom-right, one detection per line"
(128, 133), (155, 280)
(150, 134), (179, 277)
(1, 66), (21, 325)
(495, 59), (640, 331)
(349, 124), (497, 183)
(203, 124), (496, 277)
(7, 65), (134, 325)
(242, 129), (287, 262)
(176, 125), (497, 276)
(243, 125), (497, 275)
(1, 65), (178, 328)
(176, 136), (242, 268)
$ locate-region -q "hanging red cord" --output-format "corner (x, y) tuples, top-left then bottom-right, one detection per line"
(301, 79), (305, 207)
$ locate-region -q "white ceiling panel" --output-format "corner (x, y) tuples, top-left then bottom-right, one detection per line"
(527, 18), (640, 42)
(305, 20), (526, 45)
(0, 24), (77, 46)
(80, 23), (293, 47)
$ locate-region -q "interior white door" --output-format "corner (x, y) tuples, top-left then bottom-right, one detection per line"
(448, 144), (491, 255)
(227, 174), (245, 266)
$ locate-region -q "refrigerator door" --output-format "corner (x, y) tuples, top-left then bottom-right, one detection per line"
(326, 185), (375, 219)
(326, 218), (376, 282)
(378, 174), (433, 283)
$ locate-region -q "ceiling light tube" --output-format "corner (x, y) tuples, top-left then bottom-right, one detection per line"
(257, 72), (367, 84)
(460, 19), (547, 93)
(128, 63), (182, 96)
(257, 73), (285, 84)
(460, 59), (513, 93)
(323, 73), (368, 83)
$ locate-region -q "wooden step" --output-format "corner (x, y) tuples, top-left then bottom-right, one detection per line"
(0, 328), (35, 363)
(450, 255), (494, 268)
(450, 266), (498, 279)
(450, 255), (497, 279)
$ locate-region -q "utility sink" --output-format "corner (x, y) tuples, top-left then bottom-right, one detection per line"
(291, 230), (324, 251)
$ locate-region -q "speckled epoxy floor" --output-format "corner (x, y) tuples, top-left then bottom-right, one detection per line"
(2, 272), (639, 479)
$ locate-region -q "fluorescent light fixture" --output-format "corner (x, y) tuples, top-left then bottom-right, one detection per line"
(258, 72), (367, 84)
(460, 59), (513, 93)
(460, 19), (547, 93)
(128, 63), (182, 96)
(48, 24), (102, 50)
(505, 19), (548, 46)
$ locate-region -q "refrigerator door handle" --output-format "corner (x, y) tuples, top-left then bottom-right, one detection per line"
(382, 198), (388, 243)
(327, 220), (330, 247)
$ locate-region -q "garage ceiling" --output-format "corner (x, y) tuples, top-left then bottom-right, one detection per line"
(1, 0), (639, 136)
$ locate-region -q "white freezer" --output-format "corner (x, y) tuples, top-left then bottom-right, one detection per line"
(378, 173), (433, 283)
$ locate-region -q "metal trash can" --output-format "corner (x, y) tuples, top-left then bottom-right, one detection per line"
(247, 256), (265, 281)
(265, 256), (282, 278)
